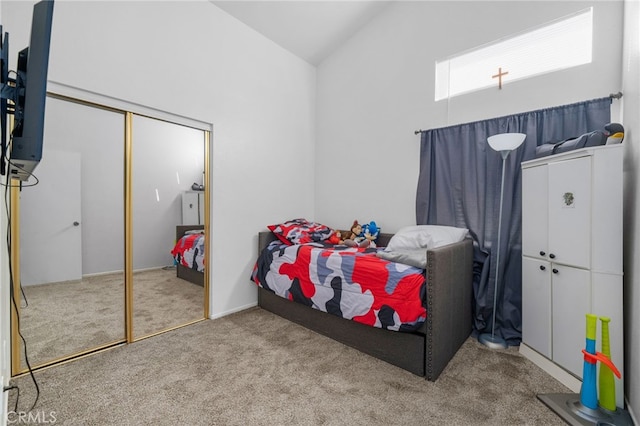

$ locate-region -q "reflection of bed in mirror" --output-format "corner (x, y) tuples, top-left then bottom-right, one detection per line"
(172, 225), (205, 286)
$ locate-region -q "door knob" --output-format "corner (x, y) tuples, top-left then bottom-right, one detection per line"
(552, 268), (559, 274)
(549, 253), (556, 259)
(539, 251), (546, 256)
(73, 221), (80, 226)
(539, 265), (546, 271)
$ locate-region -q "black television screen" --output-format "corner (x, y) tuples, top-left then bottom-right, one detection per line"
(0, 27), (8, 176)
(8, 0), (54, 181)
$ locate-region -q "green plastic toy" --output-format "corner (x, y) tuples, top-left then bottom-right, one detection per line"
(599, 316), (616, 411)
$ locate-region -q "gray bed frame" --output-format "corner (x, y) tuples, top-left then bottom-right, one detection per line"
(176, 225), (205, 287)
(257, 231), (473, 380)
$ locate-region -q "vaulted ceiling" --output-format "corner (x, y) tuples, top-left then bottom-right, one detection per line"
(211, 1), (393, 66)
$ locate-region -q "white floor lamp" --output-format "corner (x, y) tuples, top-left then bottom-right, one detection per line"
(478, 133), (526, 350)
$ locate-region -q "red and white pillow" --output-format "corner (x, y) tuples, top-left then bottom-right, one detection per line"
(268, 218), (333, 245)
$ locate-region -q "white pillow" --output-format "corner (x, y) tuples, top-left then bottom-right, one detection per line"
(385, 225), (469, 251)
(376, 249), (427, 269)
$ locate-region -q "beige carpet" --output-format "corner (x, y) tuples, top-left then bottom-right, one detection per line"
(9, 307), (568, 425)
(131, 268), (205, 337)
(18, 268), (204, 368)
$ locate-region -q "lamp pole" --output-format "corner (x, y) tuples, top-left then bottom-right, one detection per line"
(479, 151), (509, 349)
(479, 133), (526, 350)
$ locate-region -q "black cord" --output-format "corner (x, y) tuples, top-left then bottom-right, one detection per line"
(20, 283), (28, 308)
(4, 135), (40, 412)
(8, 282), (40, 411)
(3, 385), (19, 413)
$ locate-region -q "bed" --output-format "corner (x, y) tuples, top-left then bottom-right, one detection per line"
(172, 225), (205, 287)
(253, 230), (473, 380)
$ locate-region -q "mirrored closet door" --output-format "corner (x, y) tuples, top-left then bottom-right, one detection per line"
(12, 94), (211, 374)
(130, 114), (208, 340)
(14, 96), (126, 372)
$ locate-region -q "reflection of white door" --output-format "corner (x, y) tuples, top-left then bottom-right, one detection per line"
(20, 149), (82, 286)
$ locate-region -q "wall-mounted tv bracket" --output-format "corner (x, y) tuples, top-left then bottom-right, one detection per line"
(1, 27), (27, 176)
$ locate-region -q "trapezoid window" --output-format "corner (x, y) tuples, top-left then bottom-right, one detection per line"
(435, 8), (593, 101)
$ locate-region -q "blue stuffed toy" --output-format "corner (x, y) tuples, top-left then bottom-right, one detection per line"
(361, 221), (380, 248)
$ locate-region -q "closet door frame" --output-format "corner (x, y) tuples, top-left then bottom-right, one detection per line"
(125, 111), (211, 342)
(10, 94), (128, 375)
(10, 89), (211, 375)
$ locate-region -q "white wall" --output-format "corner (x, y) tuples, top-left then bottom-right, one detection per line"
(0, 0), (316, 379)
(316, 1), (623, 231)
(316, 0), (636, 417)
(622, 0), (640, 420)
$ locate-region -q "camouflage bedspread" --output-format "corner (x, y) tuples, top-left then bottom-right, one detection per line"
(251, 241), (427, 332)
(171, 232), (205, 272)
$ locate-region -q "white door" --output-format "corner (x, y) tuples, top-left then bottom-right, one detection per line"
(522, 257), (552, 358)
(522, 164), (548, 259)
(551, 264), (591, 377)
(548, 156), (591, 268)
(20, 149), (82, 286)
(182, 192), (200, 225)
(198, 192), (205, 225)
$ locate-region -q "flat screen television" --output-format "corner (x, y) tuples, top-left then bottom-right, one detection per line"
(1, 0), (54, 181)
(0, 27), (8, 176)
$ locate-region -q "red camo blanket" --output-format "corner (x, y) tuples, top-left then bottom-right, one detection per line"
(171, 233), (205, 272)
(252, 241), (426, 332)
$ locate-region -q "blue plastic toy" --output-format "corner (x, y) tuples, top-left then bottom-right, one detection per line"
(580, 314), (620, 410)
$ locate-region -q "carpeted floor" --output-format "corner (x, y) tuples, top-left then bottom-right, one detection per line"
(18, 268), (204, 369)
(8, 307), (568, 425)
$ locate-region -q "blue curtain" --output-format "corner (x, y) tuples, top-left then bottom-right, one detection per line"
(416, 98), (612, 345)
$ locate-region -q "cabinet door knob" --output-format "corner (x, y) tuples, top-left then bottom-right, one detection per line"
(552, 268), (559, 274)
(549, 253), (556, 259)
(539, 251), (546, 256)
(539, 265), (546, 271)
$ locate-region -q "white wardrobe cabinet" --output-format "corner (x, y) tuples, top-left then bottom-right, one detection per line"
(520, 144), (624, 408)
(182, 191), (205, 225)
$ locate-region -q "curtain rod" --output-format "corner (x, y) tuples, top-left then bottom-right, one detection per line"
(414, 92), (624, 135)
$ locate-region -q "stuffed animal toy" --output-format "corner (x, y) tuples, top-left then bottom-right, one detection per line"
(342, 220), (369, 248)
(361, 221), (380, 248)
(327, 230), (343, 245)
